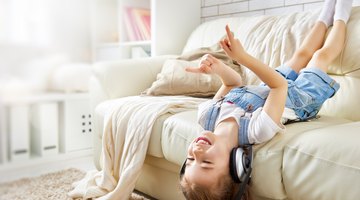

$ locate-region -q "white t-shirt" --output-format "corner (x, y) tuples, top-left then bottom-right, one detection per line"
(198, 100), (298, 144)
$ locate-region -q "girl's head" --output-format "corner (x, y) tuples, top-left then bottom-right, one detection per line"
(179, 131), (236, 199)
(179, 130), (252, 199)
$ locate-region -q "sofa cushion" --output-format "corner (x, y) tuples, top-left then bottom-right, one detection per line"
(319, 75), (360, 121)
(183, 10), (320, 78)
(161, 109), (351, 199)
(183, 7), (360, 83)
(329, 7), (360, 75)
(250, 116), (351, 199)
(282, 122), (360, 200)
(162, 110), (201, 164)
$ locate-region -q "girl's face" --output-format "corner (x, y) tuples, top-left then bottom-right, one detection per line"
(183, 131), (230, 188)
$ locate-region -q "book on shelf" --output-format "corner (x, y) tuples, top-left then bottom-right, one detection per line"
(131, 47), (150, 58)
(123, 7), (151, 41)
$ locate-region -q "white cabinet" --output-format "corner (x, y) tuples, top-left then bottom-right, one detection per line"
(59, 94), (92, 153)
(91, 0), (201, 61)
(8, 105), (30, 161)
(31, 103), (59, 157)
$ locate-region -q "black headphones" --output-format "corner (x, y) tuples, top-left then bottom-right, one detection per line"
(179, 144), (253, 199)
(230, 145), (253, 199)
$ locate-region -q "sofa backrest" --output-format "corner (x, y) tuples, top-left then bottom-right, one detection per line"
(183, 7), (360, 122)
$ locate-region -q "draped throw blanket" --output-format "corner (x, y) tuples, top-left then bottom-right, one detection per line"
(68, 95), (205, 199)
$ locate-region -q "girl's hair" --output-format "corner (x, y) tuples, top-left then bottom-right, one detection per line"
(180, 174), (251, 200)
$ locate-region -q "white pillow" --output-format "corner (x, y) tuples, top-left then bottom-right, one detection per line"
(49, 63), (92, 93)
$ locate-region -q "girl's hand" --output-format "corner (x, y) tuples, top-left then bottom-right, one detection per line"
(185, 54), (220, 74)
(219, 25), (246, 63)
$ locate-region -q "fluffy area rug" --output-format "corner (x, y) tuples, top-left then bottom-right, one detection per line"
(0, 168), (150, 200)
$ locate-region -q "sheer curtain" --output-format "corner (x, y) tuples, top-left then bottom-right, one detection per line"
(0, 0), (92, 94)
(0, 0), (52, 46)
(0, 0), (92, 64)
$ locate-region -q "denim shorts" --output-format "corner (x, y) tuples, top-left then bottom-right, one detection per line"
(276, 65), (340, 120)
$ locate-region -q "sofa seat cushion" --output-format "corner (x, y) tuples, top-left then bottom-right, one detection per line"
(161, 110), (352, 199)
(162, 110), (201, 164)
(250, 116), (352, 199)
(282, 122), (360, 200)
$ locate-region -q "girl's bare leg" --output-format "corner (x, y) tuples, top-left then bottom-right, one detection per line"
(284, 0), (337, 73)
(306, 20), (347, 72)
(284, 22), (328, 73)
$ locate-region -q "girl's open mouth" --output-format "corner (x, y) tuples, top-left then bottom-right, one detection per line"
(195, 136), (212, 145)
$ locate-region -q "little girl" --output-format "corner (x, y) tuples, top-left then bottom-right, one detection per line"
(180, 0), (353, 199)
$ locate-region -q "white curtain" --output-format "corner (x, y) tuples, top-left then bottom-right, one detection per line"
(0, 0), (52, 47)
(0, 0), (92, 94)
(0, 0), (92, 65)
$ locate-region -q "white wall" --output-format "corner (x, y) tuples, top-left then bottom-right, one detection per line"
(201, 0), (360, 22)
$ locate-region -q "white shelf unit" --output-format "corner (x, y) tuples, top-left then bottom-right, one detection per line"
(91, 0), (201, 61)
(0, 93), (92, 166)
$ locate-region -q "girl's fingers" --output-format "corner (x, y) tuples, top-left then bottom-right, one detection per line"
(200, 54), (216, 66)
(205, 55), (215, 65)
(220, 40), (231, 54)
(185, 65), (211, 74)
(221, 37), (231, 50)
(185, 66), (201, 73)
(202, 59), (212, 66)
(225, 25), (234, 42)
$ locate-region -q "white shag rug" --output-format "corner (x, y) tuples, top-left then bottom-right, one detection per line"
(0, 168), (151, 200)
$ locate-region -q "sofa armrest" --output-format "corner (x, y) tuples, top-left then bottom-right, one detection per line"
(89, 55), (177, 169)
(89, 55), (177, 109)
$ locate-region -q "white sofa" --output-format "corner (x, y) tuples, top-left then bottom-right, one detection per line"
(90, 7), (360, 200)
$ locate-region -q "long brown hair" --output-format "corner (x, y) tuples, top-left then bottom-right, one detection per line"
(180, 174), (241, 200)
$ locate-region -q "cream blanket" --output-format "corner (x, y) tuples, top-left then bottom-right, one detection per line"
(68, 95), (205, 199)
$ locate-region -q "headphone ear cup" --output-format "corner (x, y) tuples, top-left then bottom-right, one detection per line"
(230, 147), (251, 183)
(229, 148), (241, 183)
(231, 146), (253, 200)
(179, 159), (186, 178)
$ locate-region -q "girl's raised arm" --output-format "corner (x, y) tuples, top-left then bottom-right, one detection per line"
(220, 25), (287, 125)
(185, 54), (243, 100)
